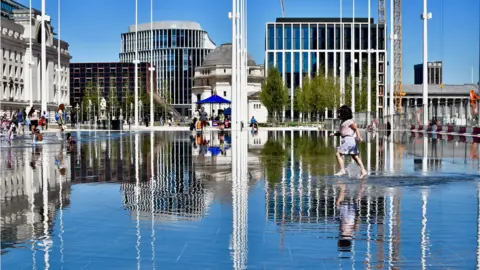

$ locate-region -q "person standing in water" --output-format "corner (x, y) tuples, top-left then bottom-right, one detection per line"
(330, 105), (367, 177)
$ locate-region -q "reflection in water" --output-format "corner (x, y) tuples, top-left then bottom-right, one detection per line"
(2, 130), (480, 268)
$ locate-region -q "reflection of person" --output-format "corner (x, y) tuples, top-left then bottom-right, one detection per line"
(335, 180), (365, 252)
(330, 105), (367, 177)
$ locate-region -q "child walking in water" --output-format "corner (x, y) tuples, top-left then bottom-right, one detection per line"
(330, 105), (367, 177)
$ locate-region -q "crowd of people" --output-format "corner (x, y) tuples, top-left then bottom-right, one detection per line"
(1, 104), (71, 146)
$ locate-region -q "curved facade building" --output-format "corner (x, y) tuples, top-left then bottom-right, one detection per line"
(119, 21), (216, 116)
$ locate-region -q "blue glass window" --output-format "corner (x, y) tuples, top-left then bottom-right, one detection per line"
(302, 52), (308, 73)
(276, 52), (283, 73)
(171, 29), (177, 48)
(268, 25), (274, 50)
(268, 52), (274, 68)
(285, 52), (291, 73)
(302, 26), (309, 50)
(310, 26), (317, 50)
(276, 26), (283, 50)
(294, 52), (300, 73)
(285, 25), (292, 50)
(311, 52), (317, 75)
(293, 26), (300, 50)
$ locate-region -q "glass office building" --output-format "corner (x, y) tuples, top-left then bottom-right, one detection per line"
(265, 18), (387, 118)
(120, 21), (216, 116)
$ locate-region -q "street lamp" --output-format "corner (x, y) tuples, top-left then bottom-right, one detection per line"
(421, 0), (432, 126)
(56, 0), (62, 106)
(149, 0), (155, 128)
(133, 0), (139, 128)
(37, 0), (50, 113)
(75, 103), (79, 127)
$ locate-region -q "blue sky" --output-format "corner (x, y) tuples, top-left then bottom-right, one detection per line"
(18, 0), (479, 84)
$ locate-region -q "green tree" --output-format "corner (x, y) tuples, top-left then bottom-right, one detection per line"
(321, 72), (341, 112)
(260, 67), (289, 121)
(108, 77), (118, 117)
(260, 139), (288, 186)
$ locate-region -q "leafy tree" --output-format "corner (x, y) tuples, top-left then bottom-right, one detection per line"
(260, 67), (289, 121)
(108, 77), (118, 117)
(260, 139), (288, 186)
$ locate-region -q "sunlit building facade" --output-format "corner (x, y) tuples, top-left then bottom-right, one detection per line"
(265, 17), (387, 118)
(0, 2), (71, 118)
(119, 21), (216, 116)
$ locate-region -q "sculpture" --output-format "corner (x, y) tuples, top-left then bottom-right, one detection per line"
(99, 97), (107, 120)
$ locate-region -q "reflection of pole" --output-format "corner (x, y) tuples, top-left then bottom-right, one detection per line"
(150, 132), (156, 268)
(388, 194), (393, 269)
(367, 133), (371, 174)
(135, 133), (141, 270)
(477, 184), (480, 269)
(365, 188), (372, 268)
(421, 190), (428, 270)
(59, 167), (65, 264)
(422, 136), (428, 174)
(42, 155), (51, 270)
(389, 139), (394, 172)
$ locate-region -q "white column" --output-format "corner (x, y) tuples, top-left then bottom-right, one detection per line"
(351, 0), (355, 112)
(367, 0), (372, 123)
(56, 0), (62, 106)
(40, 0), (49, 112)
(28, 0), (33, 107)
(422, 0), (432, 126)
(149, 0), (155, 127)
(134, 0), (139, 127)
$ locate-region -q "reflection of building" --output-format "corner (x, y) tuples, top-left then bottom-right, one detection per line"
(0, 1), (71, 117)
(1, 144), (71, 254)
(119, 21), (216, 116)
(265, 17), (387, 118)
(414, 61), (443, 85)
(191, 43), (268, 123)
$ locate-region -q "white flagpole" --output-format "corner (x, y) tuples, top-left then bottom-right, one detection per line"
(149, 0), (155, 127)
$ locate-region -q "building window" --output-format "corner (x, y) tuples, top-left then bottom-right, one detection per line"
(301, 25), (309, 50)
(267, 25), (274, 50)
(285, 25), (292, 50)
(276, 25), (283, 50)
(293, 25), (300, 50)
(223, 91), (226, 97)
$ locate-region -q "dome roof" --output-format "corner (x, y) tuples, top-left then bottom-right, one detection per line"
(201, 43), (256, 67)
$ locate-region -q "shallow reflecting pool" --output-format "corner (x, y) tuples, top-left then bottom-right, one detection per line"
(1, 130), (480, 269)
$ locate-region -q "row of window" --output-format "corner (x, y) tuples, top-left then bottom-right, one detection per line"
(2, 63), (23, 80)
(266, 24), (386, 51)
(267, 51), (385, 75)
(122, 29), (208, 53)
(253, 104), (262, 109)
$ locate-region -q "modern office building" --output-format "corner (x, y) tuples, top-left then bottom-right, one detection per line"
(69, 62), (155, 117)
(265, 17), (387, 118)
(119, 21), (216, 116)
(0, 1), (71, 118)
(414, 61), (443, 85)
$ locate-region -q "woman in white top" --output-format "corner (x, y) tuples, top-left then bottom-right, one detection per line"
(28, 106), (38, 134)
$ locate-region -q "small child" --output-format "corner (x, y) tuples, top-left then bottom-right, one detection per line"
(330, 105), (367, 177)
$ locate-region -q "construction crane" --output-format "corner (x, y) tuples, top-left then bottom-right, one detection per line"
(393, 0), (405, 113)
(280, 0), (285, 17)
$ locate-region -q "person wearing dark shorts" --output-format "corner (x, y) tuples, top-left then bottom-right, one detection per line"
(28, 106), (39, 134)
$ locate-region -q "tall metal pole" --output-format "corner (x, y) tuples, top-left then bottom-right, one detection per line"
(389, 0), (395, 119)
(149, 0), (155, 127)
(351, 0), (355, 112)
(134, 0), (139, 128)
(340, 0), (344, 106)
(478, 0), (480, 126)
(367, 0), (371, 124)
(41, 0), (47, 113)
(29, 0), (33, 107)
(231, 0), (237, 131)
(422, 0), (431, 126)
(57, 0), (61, 106)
